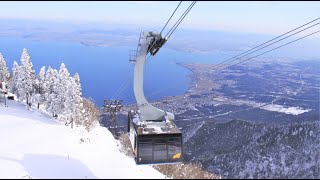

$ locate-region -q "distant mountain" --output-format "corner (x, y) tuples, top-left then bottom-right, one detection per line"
(183, 119), (319, 179)
(0, 18), (319, 58)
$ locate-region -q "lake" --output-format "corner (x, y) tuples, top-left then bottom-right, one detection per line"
(1, 36), (316, 107)
(0, 37), (237, 106)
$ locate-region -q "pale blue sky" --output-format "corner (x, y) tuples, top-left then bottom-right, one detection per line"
(0, 1), (319, 36)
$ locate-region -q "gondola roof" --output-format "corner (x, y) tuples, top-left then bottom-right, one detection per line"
(129, 111), (181, 136)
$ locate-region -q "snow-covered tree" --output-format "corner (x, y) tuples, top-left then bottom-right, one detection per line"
(66, 72), (101, 131)
(9, 61), (23, 99)
(45, 66), (59, 117)
(55, 63), (72, 121)
(32, 66), (46, 109)
(73, 73), (84, 124)
(66, 72), (84, 128)
(19, 48), (36, 106)
(4, 50), (100, 131)
(0, 52), (10, 82)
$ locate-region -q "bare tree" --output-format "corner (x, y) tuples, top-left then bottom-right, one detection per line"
(81, 97), (101, 131)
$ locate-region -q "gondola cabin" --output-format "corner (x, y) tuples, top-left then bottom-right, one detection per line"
(128, 110), (183, 164)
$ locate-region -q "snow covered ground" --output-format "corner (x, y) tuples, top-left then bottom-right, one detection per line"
(0, 100), (165, 179)
(260, 104), (311, 115)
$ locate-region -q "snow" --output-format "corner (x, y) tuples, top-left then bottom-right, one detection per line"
(183, 121), (205, 143)
(0, 100), (165, 179)
(260, 104), (311, 115)
(132, 114), (143, 126)
(141, 122), (164, 134)
(151, 125), (163, 134)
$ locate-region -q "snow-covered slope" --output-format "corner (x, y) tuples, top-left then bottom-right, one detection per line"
(0, 100), (165, 179)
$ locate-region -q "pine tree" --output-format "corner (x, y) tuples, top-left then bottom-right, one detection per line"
(0, 52), (10, 82)
(9, 61), (20, 98)
(19, 48), (35, 107)
(56, 63), (71, 122)
(45, 66), (59, 117)
(32, 66), (46, 109)
(9, 61), (24, 99)
(67, 72), (84, 128)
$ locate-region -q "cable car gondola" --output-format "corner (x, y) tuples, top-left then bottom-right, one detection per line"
(128, 31), (183, 164)
(128, 110), (183, 164)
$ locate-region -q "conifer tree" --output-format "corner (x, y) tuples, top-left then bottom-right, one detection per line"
(0, 52), (10, 82)
(19, 48), (35, 107)
(45, 66), (59, 117)
(32, 66), (46, 109)
(9, 61), (19, 96)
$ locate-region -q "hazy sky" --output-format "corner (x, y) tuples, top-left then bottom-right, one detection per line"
(0, 1), (319, 36)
